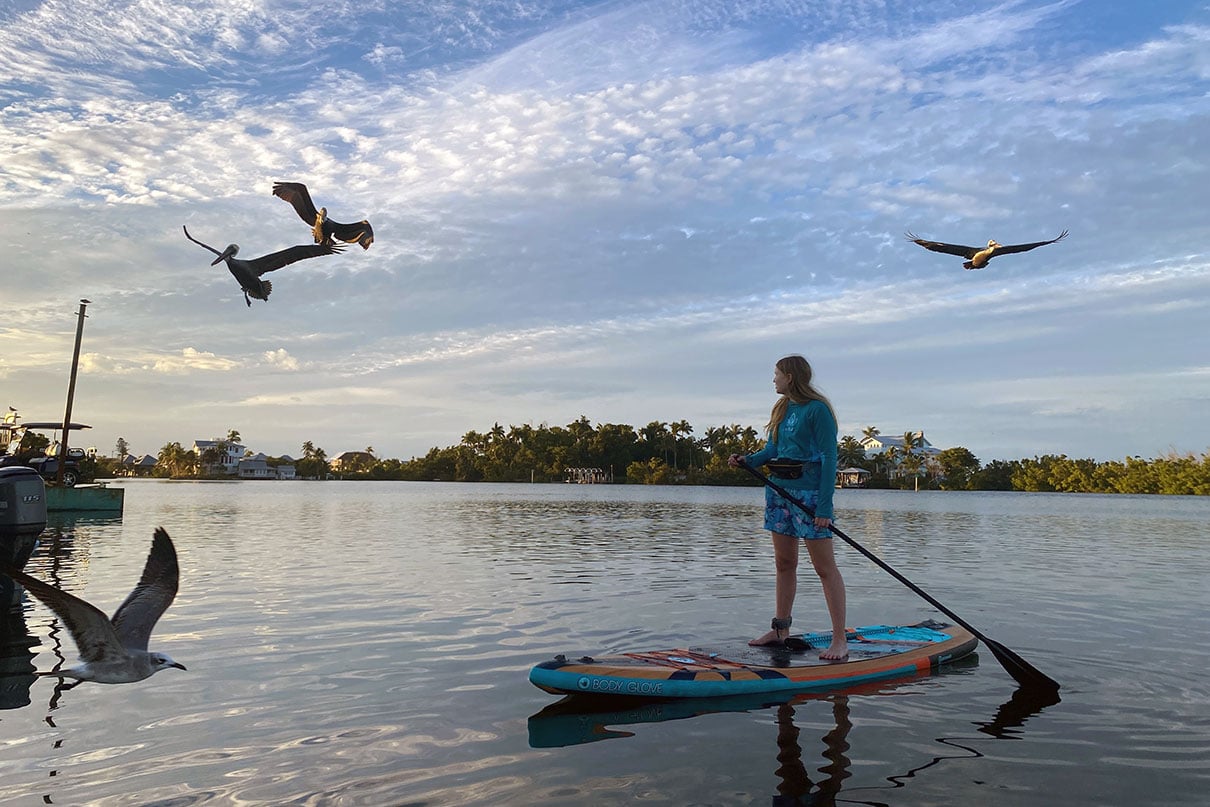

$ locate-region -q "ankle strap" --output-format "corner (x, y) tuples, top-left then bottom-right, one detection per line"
(771, 616), (792, 631)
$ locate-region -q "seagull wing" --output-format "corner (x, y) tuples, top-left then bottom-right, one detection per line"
(905, 232), (981, 259)
(111, 527), (180, 652)
(326, 219), (374, 250)
(991, 230), (1069, 256)
(6, 568), (127, 664)
(246, 243), (345, 276)
(272, 182), (321, 225)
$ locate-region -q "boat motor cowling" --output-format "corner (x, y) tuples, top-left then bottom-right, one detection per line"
(0, 466), (46, 610)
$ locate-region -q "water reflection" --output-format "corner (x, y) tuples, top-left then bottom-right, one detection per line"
(1, 526), (79, 711)
(0, 607), (38, 710)
(772, 698), (849, 806)
(529, 661), (1062, 806)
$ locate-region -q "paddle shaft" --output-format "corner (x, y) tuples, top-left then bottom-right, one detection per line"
(739, 461), (1060, 693)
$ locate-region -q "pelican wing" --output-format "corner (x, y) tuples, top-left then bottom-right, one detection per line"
(182, 225), (223, 257)
(272, 182), (321, 225)
(992, 230), (1069, 256)
(247, 243), (345, 276)
(5, 567), (127, 664)
(325, 219), (375, 250)
(111, 528), (180, 652)
(905, 232), (980, 259)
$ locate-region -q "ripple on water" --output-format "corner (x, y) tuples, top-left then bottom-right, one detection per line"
(3, 483), (1209, 806)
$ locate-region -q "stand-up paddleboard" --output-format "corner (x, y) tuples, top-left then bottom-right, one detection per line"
(529, 619), (978, 699)
(529, 656), (983, 748)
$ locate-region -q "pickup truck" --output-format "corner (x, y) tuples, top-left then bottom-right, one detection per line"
(0, 446), (85, 487)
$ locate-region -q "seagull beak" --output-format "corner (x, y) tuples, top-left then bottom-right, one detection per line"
(171, 662), (187, 671)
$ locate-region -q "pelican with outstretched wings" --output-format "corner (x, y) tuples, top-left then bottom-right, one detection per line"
(906, 230), (1068, 270)
(272, 182), (374, 250)
(183, 225), (343, 306)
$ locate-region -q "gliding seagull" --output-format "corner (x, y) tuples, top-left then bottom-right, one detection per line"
(5, 527), (186, 687)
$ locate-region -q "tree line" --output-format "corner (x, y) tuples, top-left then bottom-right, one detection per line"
(98, 417), (1210, 495)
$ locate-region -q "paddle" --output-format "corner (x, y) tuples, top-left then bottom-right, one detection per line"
(738, 461), (1060, 693)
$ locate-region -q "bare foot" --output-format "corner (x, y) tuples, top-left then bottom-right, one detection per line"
(819, 641), (848, 661)
(748, 628), (786, 647)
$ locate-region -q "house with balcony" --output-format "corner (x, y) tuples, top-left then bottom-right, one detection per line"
(859, 431), (943, 479)
(191, 439), (246, 475)
(859, 431), (941, 459)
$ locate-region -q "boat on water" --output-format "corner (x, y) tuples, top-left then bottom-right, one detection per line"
(0, 302), (124, 514)
(1, 421), (124, 513)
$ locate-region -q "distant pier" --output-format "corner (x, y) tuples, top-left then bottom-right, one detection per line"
(564, 467), (611, 484)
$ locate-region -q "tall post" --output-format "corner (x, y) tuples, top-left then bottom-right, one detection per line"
(56, 299), (90, 485)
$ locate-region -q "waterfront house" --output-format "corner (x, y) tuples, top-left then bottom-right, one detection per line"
(330, 451), (375, 473)
(859, 431), (941, 459)
(191, 439), (246, 475)
(836, 467), (871, 488)
(117, 453), (158, 477)
(238, 453), (297, 480)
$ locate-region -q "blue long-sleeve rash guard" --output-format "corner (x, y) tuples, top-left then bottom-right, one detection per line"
(744, 399), (838, 520)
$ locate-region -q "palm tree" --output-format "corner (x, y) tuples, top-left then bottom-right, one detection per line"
(669, 420), (693, 470)
(156, 442), (196, 478)
(899, 431), (921, 487)
(640, 421), (670, 464)
(838, 435), (866, 469)
(461, 430), (486, 456)
(199, 444), (224, 475)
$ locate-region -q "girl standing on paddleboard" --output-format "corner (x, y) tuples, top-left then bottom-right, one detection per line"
(729, 354), (848, 660)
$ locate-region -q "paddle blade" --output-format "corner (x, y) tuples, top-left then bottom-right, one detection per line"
(983, 637), (1061, 693)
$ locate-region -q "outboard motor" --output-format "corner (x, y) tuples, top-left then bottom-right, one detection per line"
(1, 466), (46, 611)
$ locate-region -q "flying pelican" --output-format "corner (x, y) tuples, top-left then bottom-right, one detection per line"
(4, 527), (186, 687)
(272, 181), (374, 250)
(183, 225), (343, 306)
(906, 230), (1069, 270)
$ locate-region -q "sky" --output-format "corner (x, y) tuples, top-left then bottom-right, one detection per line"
(2, 0), (1208, 464)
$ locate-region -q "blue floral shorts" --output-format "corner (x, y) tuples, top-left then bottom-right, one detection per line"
(764, 487), (833, 540)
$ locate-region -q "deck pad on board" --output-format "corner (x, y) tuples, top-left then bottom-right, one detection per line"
(691, 623), (957, 668)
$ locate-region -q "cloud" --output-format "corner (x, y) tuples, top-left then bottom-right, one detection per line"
(149, 347), (242, 374)
(261, 348), (301, 370)
(2, 0), (1208, 462)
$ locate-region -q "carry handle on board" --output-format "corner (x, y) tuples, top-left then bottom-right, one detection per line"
(738, 460), (1060, 694)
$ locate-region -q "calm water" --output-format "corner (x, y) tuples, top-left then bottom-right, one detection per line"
(2, 481), (1209, 806)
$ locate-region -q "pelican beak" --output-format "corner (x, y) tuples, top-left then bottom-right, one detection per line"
(212, 245), (237, 265)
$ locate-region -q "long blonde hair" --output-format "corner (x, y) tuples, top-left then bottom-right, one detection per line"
(767, 354), (835, 442)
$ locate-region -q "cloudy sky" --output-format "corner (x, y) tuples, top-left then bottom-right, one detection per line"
(2, 0), (1208, 464)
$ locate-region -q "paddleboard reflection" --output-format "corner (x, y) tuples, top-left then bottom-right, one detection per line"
(529, 655), (1060, 806)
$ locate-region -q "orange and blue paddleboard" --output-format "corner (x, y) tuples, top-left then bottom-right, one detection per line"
(529, 619), (978, 699)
